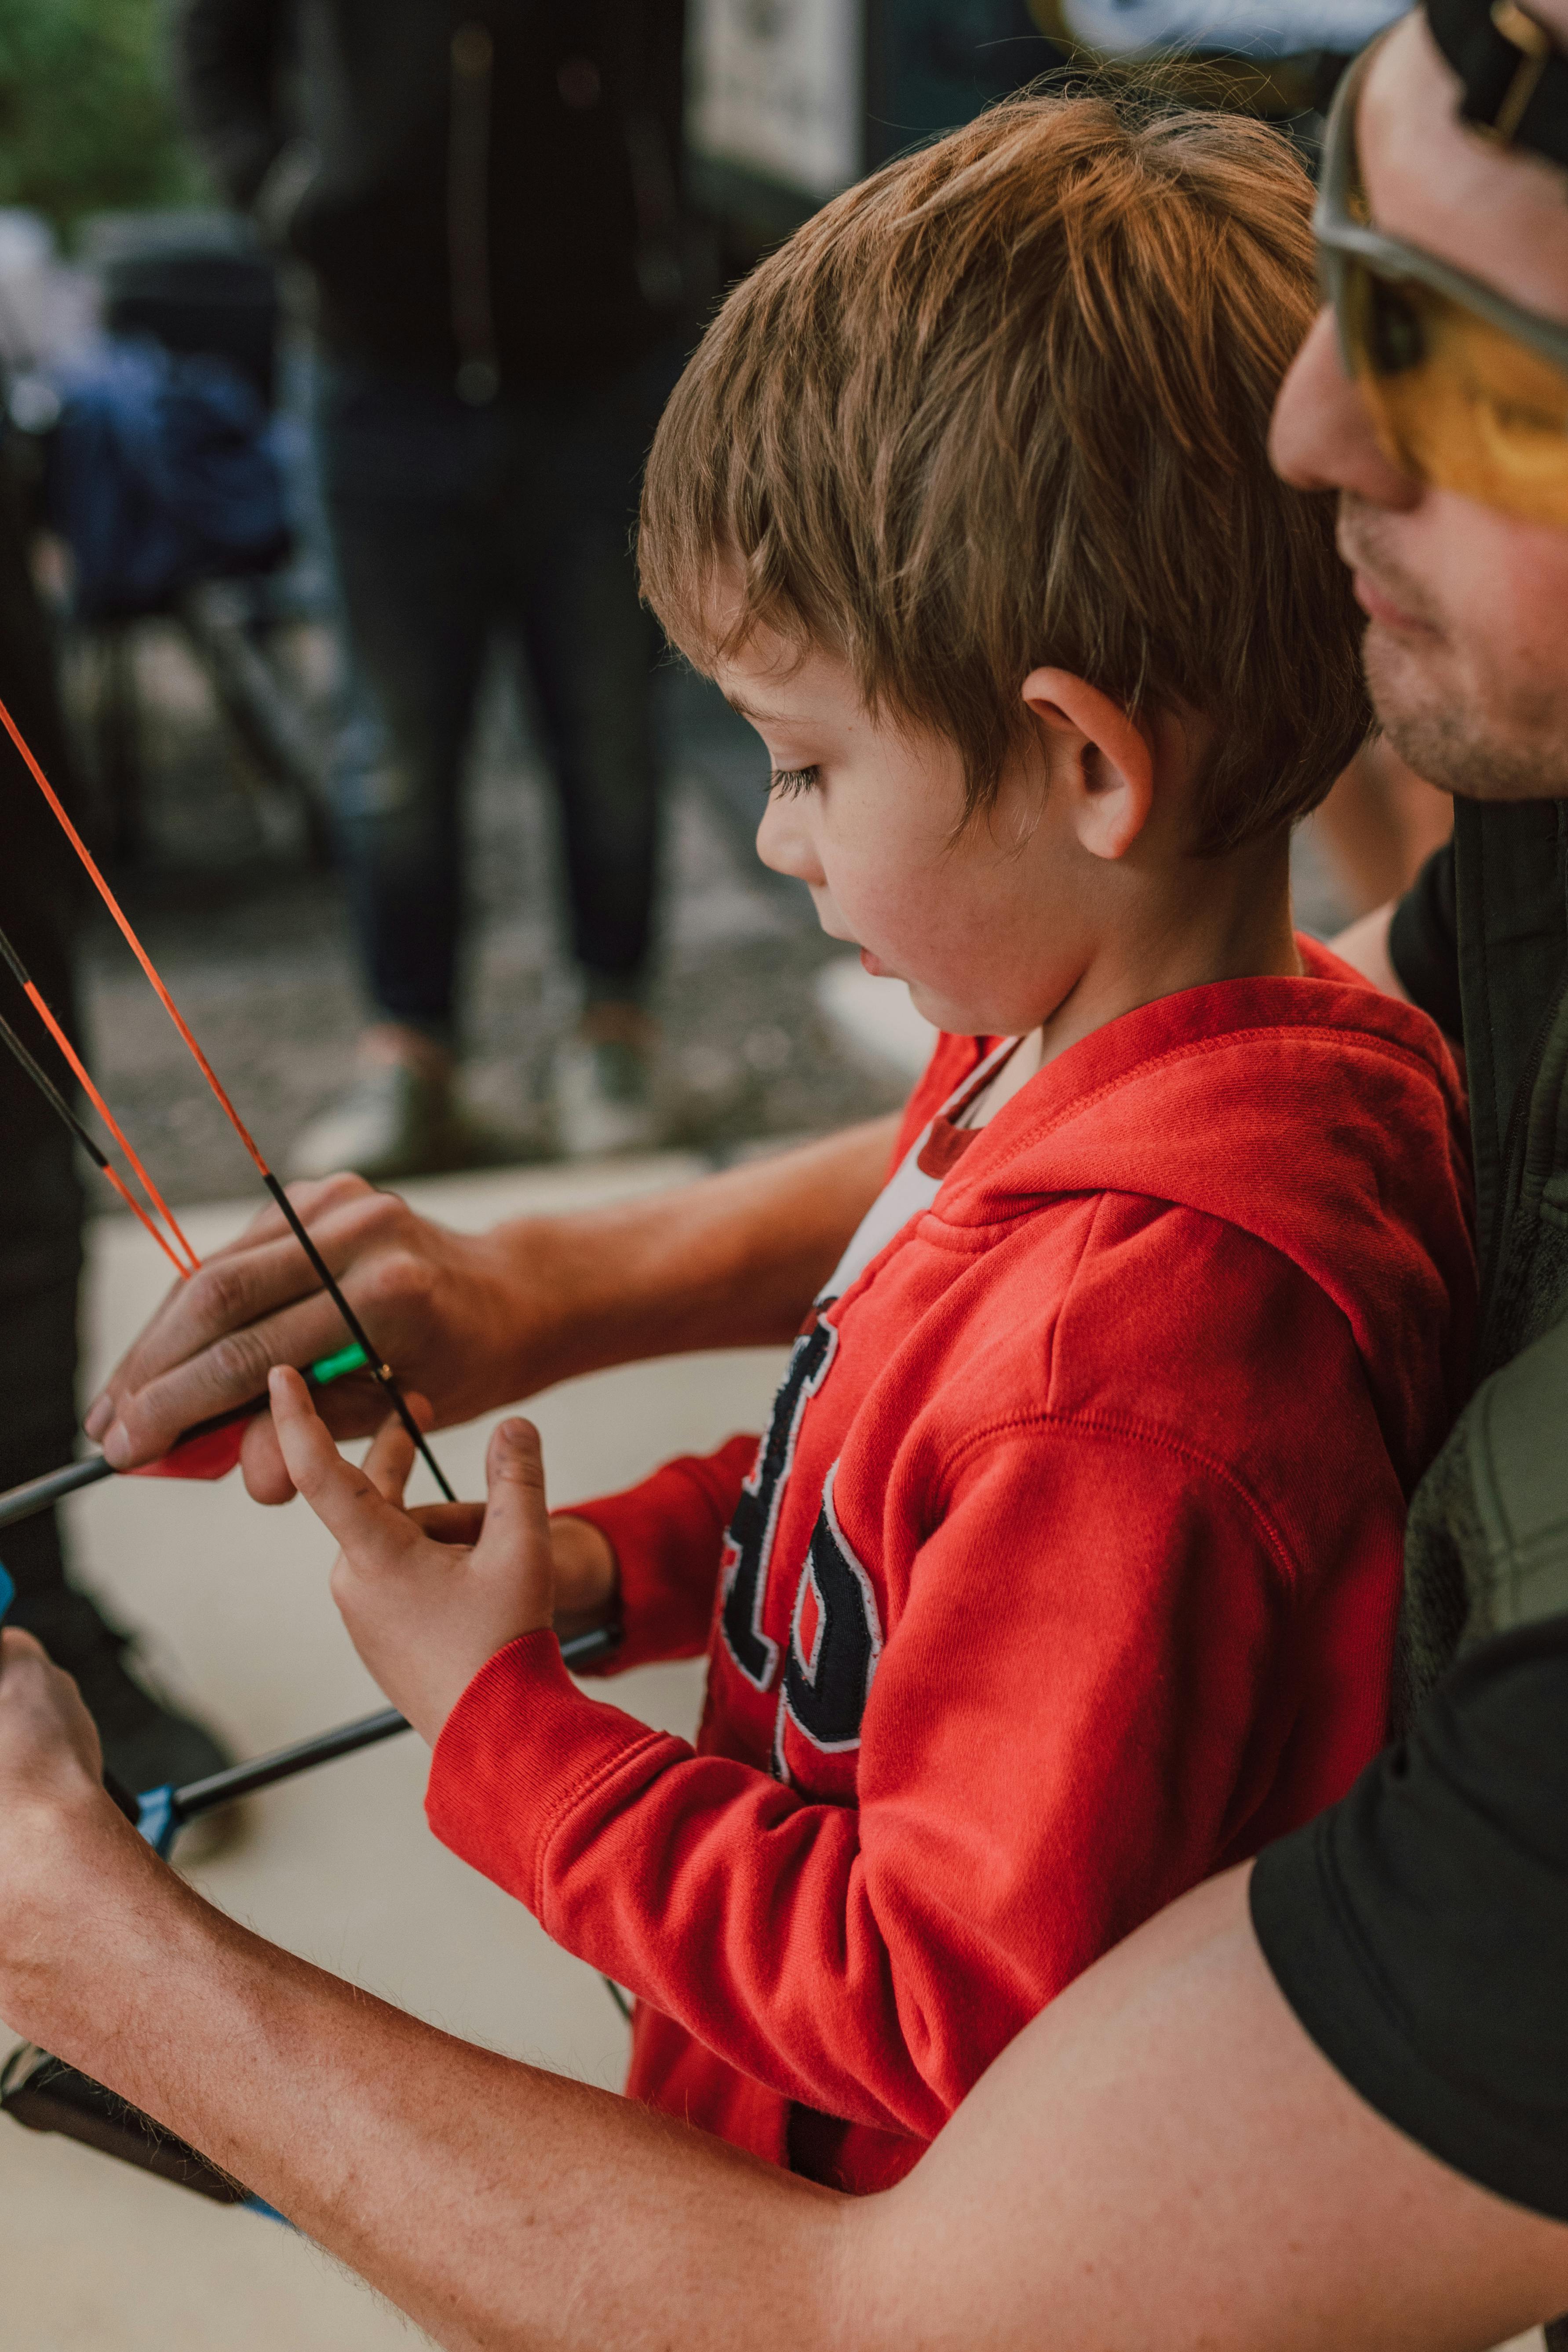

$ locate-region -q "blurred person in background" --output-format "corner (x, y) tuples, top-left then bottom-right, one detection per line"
(174, 0), (690, 1176)
(0, 429), (230, 1793)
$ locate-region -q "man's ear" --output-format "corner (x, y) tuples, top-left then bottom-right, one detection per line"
(1020, 669), (1155, 862)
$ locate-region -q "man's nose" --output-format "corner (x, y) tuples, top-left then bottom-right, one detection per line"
(1270, 304), (1421, 512)
(755, 792), (824, 885)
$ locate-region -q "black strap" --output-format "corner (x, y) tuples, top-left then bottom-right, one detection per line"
(1426, 0), (1568, 169)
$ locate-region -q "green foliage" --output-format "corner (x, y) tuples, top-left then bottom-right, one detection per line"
(0, 0), (200, 236)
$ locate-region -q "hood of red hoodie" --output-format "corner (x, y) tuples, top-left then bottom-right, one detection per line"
(913, 940), (1474, 1495)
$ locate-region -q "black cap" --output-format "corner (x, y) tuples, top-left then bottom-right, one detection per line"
(1427, 0), (1568, 167)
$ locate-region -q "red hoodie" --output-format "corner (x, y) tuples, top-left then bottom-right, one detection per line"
(427, 943), (1474, 2192)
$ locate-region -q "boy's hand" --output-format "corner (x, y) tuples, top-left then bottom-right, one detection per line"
(270, 1367), (585, 1743)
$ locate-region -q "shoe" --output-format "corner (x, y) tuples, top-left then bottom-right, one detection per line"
(77, 1642), (233, 1799)
(288, 1059), (500, 1182)
(12, 1587), (240, 1853)
(553, 1006), (661, 1158)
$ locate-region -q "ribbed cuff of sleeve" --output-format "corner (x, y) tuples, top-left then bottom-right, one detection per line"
(426, 1631), (671, 1916)
(559, 1436), (758, 1673)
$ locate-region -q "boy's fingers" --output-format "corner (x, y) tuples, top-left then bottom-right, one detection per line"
(359, 1390), (434, 1505)
(473, 1418), (552, 1573)
(270, 1366), (359, 1506)
(363, 1412), (417, 1506)
(269, 1367), (425, 1566)
(408, 1501), (487, 1545)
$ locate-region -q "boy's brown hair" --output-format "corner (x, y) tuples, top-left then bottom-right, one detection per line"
(639, 89), (1368, 851)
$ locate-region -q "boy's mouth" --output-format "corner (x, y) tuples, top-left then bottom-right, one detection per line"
(859, 947), (895, 978)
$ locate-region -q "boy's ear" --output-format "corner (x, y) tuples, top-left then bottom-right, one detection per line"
(1020, 669), (1155, 862)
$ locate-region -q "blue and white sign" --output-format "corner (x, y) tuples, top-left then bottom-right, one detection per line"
(688, 0), (866, 200)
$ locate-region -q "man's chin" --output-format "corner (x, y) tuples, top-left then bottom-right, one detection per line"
(1367, 627), (1568, 803)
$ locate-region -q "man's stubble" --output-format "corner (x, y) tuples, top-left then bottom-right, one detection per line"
(1364, 625), (1568, 802)
(1345, 500), (1568, 803)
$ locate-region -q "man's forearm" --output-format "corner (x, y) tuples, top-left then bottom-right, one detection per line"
(7, 1808), (849, 2352)
(1330, 898), (1409, 1000)
(501, 1117), (897, 1394)
(93, 1115), (897, 1483)
(13, 1803), (1568, 2352)
(872, 1866), (1568, 2352)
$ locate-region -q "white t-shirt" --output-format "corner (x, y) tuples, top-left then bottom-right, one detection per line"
(820, 1036), (1027, 1305)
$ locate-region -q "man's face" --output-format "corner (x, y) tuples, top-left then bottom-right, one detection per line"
(1271, 6), (1568, 799)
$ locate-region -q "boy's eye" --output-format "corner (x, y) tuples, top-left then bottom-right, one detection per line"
(766, 764), (820, 799)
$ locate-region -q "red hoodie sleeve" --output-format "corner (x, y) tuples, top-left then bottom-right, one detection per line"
(427, 1418), (1313, 2139)
(562, 1432), (758, 1673)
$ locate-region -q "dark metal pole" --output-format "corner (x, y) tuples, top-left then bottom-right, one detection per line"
(0, 1346), (372, 1532)
(159, 1622), (620, 1827)
(170, 1705), (408, 1821)
(0, 1455), (113, 1526)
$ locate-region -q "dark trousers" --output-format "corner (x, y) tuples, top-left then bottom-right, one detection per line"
(316, 344), (676, 1047)
(0, 444), (88, 1655)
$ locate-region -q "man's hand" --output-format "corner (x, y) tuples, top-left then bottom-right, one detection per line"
(270, 1368), (591, 1743)
(85, 1176), (551, 1504)
(80, 1125), (897, 1510)
(0, 1630), (147, 2036)
(0, 1629), (108, 1814)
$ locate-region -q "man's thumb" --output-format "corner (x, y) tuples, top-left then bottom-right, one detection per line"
(475, 1418), (551, 1566)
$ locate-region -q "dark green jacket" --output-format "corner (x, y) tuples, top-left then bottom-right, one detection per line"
(1401, 798), (1568, 1713)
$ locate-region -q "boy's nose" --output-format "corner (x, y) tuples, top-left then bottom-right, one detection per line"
(1269, 304), (1421, 514)
(755, 793), (825, 886)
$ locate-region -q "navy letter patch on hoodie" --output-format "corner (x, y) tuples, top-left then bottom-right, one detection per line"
(720, 1317), (838, 1689)
(773, 1461), (884, 1777)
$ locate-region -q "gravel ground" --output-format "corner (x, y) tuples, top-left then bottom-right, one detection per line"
(69, 616), (1353, 1211)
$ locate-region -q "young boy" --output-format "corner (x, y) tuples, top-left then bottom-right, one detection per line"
(272, 88), (1475, 2194)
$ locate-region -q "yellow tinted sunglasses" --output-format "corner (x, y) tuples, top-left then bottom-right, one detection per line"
(1318, 35), (1568, 525)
